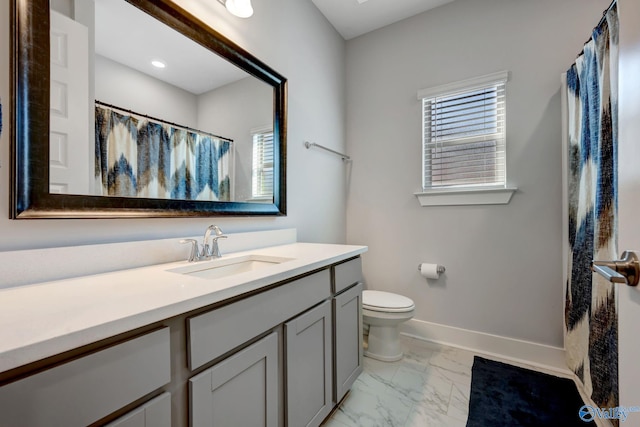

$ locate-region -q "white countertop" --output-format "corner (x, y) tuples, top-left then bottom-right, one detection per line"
(0, 242), (367, 373)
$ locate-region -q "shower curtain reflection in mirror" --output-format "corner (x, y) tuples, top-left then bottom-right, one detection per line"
(95, 104), (232, 201)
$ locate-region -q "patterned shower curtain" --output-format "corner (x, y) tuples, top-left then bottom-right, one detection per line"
(95, 105), (232, 201)
(565, 2), (619, 417)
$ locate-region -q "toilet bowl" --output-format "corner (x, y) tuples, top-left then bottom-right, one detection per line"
(362, 290), (415, 362)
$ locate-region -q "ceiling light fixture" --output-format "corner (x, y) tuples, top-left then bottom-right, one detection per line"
(217, 0), (253, 18)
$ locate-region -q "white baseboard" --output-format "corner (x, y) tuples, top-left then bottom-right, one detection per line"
(400, 318), (569, 375)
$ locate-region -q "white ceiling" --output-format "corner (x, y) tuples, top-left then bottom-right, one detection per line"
(311, 0), (456, 40)
(94, 0), (248, 95)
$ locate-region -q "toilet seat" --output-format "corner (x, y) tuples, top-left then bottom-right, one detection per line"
(363, 290), (415, 313)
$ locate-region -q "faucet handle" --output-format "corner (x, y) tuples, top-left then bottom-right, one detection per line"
(210, 235), (227, 258)
(180, 239), (200, 262)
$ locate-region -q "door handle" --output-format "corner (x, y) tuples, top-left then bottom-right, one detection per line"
(591, 250), (640, 286)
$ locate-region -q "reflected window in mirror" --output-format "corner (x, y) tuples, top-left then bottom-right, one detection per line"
(251, 127), (274, 203)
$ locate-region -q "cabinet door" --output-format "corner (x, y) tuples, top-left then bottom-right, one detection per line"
(334, 282), (363, 402)
(105, 392), (171, 427)
(285, 300), (332, 427)
(189, 332), (279, 427)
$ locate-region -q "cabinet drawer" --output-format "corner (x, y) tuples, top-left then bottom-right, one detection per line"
(0, 328), (171, 427)
(333, 257), (362, 293)
(188, 269), (331, 370)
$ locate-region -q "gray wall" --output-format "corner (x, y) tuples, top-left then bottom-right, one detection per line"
(0, 0), (346, 251)
(345, 0), (610, 347)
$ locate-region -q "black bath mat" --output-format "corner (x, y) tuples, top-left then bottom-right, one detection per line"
(466, 356), (593, 426)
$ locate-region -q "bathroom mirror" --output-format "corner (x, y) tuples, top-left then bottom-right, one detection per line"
(11, 0), (287, 218)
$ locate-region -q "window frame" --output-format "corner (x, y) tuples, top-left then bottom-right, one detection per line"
(415, 71), (516, 206)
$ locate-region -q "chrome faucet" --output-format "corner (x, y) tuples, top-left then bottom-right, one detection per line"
(180, 225), (228, 262)
(203, 225), (227, 258)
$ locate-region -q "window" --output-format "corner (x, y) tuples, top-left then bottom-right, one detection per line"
(251, 128), (274, 200)
(415, 71), (515, 206)
(420, 71), (508, 190)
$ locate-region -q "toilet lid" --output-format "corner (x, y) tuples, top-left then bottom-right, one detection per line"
(362, 290), (415, 313)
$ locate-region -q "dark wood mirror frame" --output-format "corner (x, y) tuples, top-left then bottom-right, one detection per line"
(10, 0), (287, 219)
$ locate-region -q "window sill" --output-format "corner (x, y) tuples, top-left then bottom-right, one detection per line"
(414, 187), (517, 206)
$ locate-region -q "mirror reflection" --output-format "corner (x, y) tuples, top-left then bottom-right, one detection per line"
(49, 0), (274, 203)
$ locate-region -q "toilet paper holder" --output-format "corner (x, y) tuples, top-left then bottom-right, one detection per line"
(418, 264), (446, 274)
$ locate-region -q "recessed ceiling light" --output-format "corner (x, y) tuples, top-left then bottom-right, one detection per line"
(151, 60), (166, 69)
(357, 0), (368, 4)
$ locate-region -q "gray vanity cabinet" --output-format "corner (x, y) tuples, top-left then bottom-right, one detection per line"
(189, 332), (279, 427)
(285, 300), (333, 427)
(0, 256), (364, 427)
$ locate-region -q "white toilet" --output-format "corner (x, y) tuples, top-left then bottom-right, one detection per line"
(362, 290), (415, 362)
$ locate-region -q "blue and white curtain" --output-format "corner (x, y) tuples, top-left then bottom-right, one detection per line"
(95, 105), (232, 201)
(565, 2), (618, 415)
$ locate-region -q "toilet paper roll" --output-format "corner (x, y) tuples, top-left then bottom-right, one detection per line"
(419, 263), (444, 279)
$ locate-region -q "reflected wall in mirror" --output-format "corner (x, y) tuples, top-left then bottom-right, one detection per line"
(11, 0), (287, 218)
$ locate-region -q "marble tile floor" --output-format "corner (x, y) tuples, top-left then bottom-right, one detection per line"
(323, 335), (557, 427)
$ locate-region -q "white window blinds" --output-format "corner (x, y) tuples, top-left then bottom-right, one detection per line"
(420, 72), (508, 190)
(251, 129), (274, 199)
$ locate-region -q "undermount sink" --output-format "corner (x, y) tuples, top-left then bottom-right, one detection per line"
(167, 254), (294, 280)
